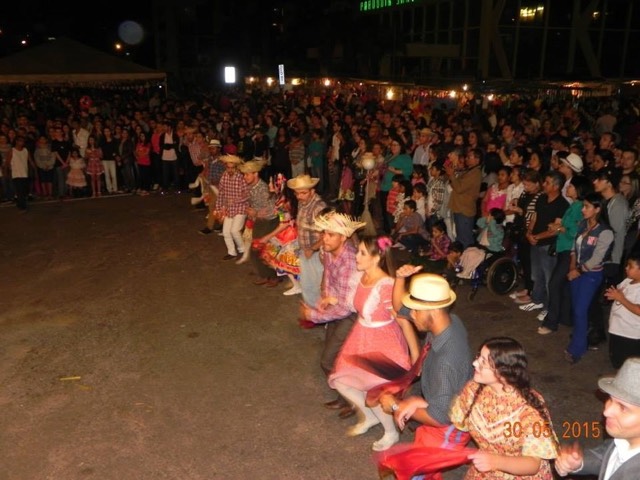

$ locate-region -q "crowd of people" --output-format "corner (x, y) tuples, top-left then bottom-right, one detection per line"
(2, 84), (640, 478)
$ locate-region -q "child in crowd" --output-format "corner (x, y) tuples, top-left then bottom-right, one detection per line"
(66, 146), (87, 197)
(417, 219), (451, 272)
(411, 182), (427, 222)
(442, 240), (465, 284)
(392, 199), (429, 254)
(385, 174), (404, 232)
(481, 165), (511, 216)
(476, 207), (506, 253)
(425, 159), (449, 229)
(337, 155), (355, 214)
(411, 164), (427, 187)
(392, 180), (413, 226)
(604, 252), (640, 368)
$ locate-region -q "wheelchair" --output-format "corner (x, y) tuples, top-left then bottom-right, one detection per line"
(451, 234), (520, 301)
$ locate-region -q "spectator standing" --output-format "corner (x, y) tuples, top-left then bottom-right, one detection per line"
(445, 148), (483, 248)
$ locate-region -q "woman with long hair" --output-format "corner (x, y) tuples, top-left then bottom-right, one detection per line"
(450, 337), (558, 479)
(329, 235), (419, 452)
(564, 193), (614, 363)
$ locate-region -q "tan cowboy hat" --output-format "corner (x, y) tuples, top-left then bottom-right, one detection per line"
(312, 211), (366, 237)
(287, 174), (319, 190)
(402, 274), (457, 310)
(238, 159), (266, 174)
(420, 128), (434, 137)
(208, 139), (221, 148)
(220, 154), (242, 165)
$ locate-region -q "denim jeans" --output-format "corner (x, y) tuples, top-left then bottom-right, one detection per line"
(567, 270), (604, 359)
(453, 213), (475, 249)
(299, 251), (323, 308)
(541, 250), (572, 330)
(530, 244), (557, 307)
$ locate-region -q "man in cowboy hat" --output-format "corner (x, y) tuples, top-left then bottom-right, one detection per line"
(198, 139), (226, 235)
(287, 174), (327, 308)
(299, 211), (366, 419)
(215, 155), (249, 260)
(239, 160), (279, 284)
(555, 357), (640, 479)
(380, 266), (473, 455)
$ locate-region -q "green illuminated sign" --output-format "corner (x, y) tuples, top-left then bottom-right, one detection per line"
(359, 0), (417, 12)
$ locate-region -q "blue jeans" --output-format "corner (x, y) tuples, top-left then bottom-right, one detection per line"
(453, 213), (475, 249)
(530, 244), (557, 308)
(299, 251), (323, 308)
(567, 270), (603, 359)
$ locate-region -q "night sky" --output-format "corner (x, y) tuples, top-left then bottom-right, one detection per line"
(0, 2), (155, 66)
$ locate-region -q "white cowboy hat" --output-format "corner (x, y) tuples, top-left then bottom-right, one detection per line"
(402, 274), (457, 310)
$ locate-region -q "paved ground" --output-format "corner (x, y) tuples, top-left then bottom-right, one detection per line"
(1, 194), (608, 479)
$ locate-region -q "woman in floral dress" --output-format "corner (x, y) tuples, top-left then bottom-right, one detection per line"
(256, 174), (301, 295)
(449, 337), (558, 479)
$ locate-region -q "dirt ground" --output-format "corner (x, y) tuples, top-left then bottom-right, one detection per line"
(1, 194), (609, 480)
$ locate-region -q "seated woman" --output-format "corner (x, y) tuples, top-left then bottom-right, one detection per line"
(564, 192), (614, 364)
(450, 337), (559, 479)
(329, 235), (419, 452)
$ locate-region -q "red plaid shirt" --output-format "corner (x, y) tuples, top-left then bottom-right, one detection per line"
(215, 171), (249, 216)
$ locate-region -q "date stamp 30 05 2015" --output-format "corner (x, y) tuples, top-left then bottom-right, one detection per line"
(503, 421), (603, 439)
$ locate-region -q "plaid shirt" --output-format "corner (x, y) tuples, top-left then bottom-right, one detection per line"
(249, 180), (277, 219)
(427, 177), (448, 217)
(215, 170), (249, 216)
(308, 241), (357, 323)
(208, 158), (226, 186)
(296, 193), (326, 249)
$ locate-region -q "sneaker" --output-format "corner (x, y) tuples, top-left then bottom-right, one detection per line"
(283, 286), (302, 296)
(536, 310), (548, 321)
(371, 431), (400, 452)
(519, 302), (544, 312)
(199, 228), (213, 235)
(537, 326), (555, 335)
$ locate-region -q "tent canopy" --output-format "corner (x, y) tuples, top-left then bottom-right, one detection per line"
(0, 37), (165, 85)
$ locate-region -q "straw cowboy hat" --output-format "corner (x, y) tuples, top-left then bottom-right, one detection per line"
(598, 357), (640, 406)
(287, 174), (320, 190)
(220, 154), (242, 165)
(238, 159), (266, 174)
(312, 211), (366, 238)
(402, 273), (457, 310)
(208, 139), (221, 148)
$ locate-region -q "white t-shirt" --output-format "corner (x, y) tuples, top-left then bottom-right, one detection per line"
(609, 278), (640, 339)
